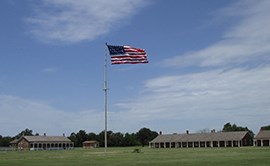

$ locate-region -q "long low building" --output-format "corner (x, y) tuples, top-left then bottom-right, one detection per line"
(10, 135), (74, 151)
(149, 131), (253, 148)
(83, 140), (99, 149)
(254, 130), (270, 147)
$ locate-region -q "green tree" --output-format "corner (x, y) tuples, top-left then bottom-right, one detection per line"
(109, 132), (124, 147)
(261, 125), (270, 130)
(68, 127), (158, 147)
(68, 130), (89, 147)
(76, 130), (88, 147)
(0, 136), (12, 147)
(14, 128), (33, 139)
(87, 132), (97, 141)
(97, 130), (106, 147)
(123, 133), (139, 146)
(136, 127), (158, 147)
(222, 122), (254, 137)
(68, 132), (79, 147)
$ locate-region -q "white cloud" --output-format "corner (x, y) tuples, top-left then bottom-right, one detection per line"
(0, 95), (103, 136)
(110, 0), (270, 133)
(2, 66), (269, 136)
(26, 0), (148, 43)
(114, 66), (270, 133)
(162, 0), (270, 68)
(10, 0), (270, 135)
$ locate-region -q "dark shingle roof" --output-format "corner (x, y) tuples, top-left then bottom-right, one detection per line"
(150, 131), (249, 143)
(22, 136), (72, 143)
(83, 140), (99, 144)
(10, 139), (19, 144)
(255, 130), (270, 140)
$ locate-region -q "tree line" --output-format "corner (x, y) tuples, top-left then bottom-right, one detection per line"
(0, 127), (158, 147)
(0, 128), (40, 147)
(68, 127), (158, 147)
(222, 122), (255, 136)
(1, 123), (269, 147)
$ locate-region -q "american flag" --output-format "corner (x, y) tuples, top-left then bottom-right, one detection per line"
(107, 45), (148, 65)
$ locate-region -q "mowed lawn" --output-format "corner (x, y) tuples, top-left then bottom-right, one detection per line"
(0, 147), (269, 166)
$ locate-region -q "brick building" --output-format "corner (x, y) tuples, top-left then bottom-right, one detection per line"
(149, 131), (253, 148)
(10, 135), (74, 151)
(83, 140), (99, 149)
(254, 130), (270, 147)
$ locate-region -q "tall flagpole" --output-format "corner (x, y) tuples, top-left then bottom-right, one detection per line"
(104, 43), (108, 153)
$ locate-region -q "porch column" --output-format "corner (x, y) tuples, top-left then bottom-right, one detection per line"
(261, 140), (263, 147)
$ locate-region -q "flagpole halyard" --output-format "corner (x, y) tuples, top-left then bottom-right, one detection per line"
(103, 43), (147, 153)
(104, 43), (108, 153)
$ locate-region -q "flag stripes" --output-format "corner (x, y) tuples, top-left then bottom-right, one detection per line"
(107, 45), (148, 65)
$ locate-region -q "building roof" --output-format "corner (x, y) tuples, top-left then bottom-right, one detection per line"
(10, 139), (19, 144)
(20, 136), (72, 143)
(83, 140), (99, 144)
(254, 130), (270, 140)
(150, 131), (250, 143)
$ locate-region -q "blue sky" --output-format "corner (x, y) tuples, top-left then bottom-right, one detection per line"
(1, 0), (270, 136)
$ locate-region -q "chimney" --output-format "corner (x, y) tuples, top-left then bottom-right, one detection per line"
(44, 133), (46, 136)
(159, 131), (162, 135)
(186, 130), (189, 134)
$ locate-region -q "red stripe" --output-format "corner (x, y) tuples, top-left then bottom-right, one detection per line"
(111, 57), (147, 61)
(111, 55), (147, 59)
(125, 52), (146, 56)
(111, 61), (148, 65)
(124, 46), (146, 53)
(111, 59), (148, 62)
(109, 45), (148, 65)
(111, 59), (147, 62)
(125, 49), (145, 53)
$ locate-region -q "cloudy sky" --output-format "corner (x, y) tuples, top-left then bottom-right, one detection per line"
(0, 0), (269, 136)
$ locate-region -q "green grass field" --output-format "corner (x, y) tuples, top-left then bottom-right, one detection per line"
(0, 147), (270, 166)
